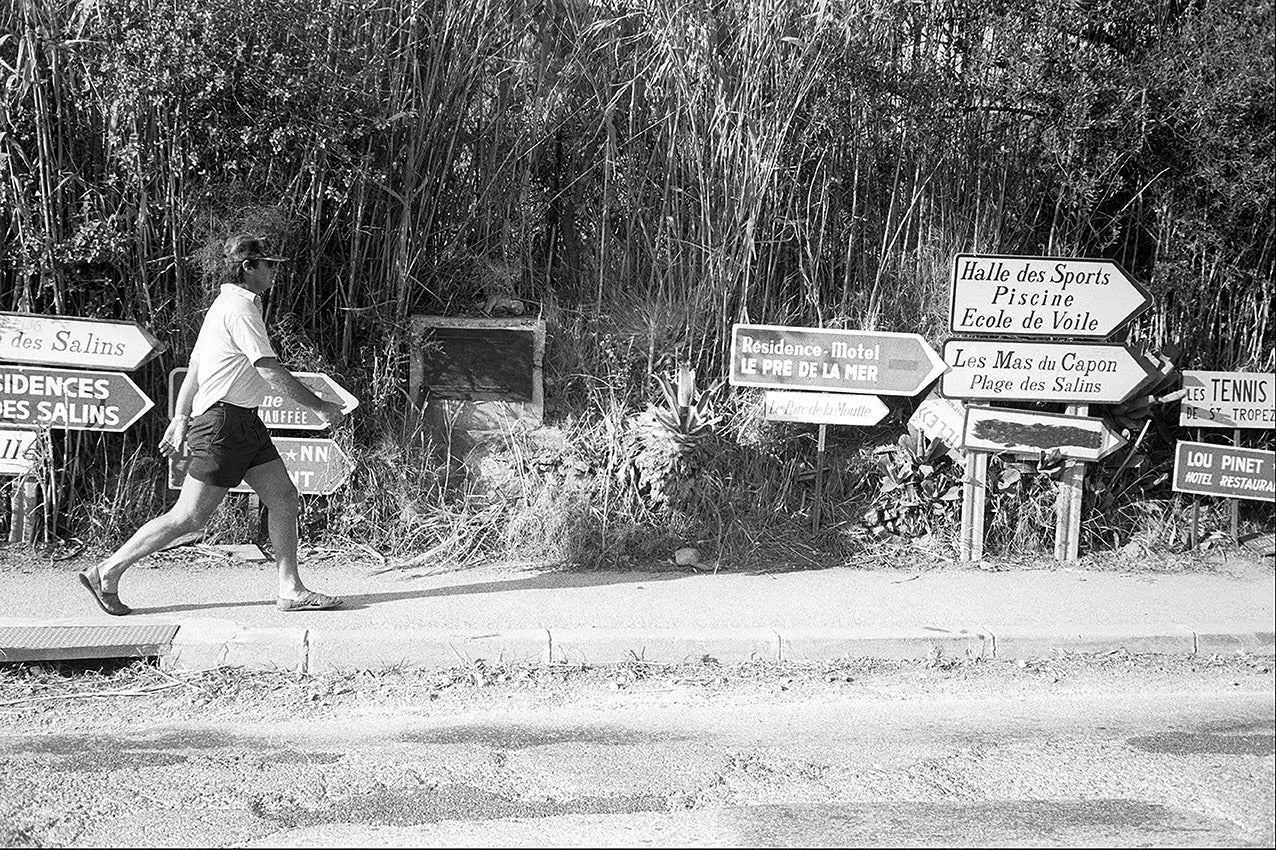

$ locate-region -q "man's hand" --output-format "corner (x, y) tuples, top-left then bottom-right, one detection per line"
(159, 417), (189, 458)
(315, 400), (345, 429)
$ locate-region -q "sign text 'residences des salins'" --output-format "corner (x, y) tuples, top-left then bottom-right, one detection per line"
(948, 254), (1151, 338)
(1, 366), (153, 432)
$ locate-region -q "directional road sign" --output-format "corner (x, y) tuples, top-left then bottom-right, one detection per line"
(1173, 441), (1274, 502)
(729, 324), (946, 397)
(0, 425), (40, 476)
(949, 254), (1152, 338)
(0, 312), (163, 371)
(908, 391), (967, 458)
(1, 365), (154, 432)
(941, 340), (1157, 404)
(169, 437), (353, 494)
(762, 391), (889, 426)
(1179, 371), (1275, 430)
(169, 368), (359, 430)
(961, 406), (1127, 461)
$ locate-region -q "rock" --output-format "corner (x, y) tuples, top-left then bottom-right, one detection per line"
(674, 547), (703, 567)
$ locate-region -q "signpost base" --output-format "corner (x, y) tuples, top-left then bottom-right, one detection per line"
(959, 452), (989, 563)
(1052, 405), (1089, 563)
(8, 478), (40, 545)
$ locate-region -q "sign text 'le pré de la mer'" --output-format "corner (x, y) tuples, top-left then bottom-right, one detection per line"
(729, 324), (946, 397)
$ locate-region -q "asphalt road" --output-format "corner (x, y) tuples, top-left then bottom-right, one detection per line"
(0, 655), (1272, 847)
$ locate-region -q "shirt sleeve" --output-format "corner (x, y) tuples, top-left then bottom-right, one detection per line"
(228, 312), (277, 364)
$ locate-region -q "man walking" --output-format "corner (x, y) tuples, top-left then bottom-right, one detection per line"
(79, 234), (348, 615)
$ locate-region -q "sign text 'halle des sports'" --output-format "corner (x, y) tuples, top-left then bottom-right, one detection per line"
(948, 254), (1151, 338)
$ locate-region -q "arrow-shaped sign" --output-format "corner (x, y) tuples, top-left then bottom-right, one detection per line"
(730, 324), (946, 397)
(941, 340), (1157, 403)
(0, 425), (41, 476)
(1179, 370), (1276, 430)
(0, 312), (163, 371)
(169, 436), (353, 494)
(962, 406), (1127, 461)
(1, 365), (154, 432)
(949, 254), (1152, 338)
(169, 369), (359, 431)
(763, 391), (889, 426)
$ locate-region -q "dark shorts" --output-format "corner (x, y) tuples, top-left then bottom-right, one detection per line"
(185, 402), (281, 489)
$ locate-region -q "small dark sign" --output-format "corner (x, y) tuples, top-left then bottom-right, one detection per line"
(409, 317), (544, 404)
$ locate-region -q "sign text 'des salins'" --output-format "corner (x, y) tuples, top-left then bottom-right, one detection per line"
(0, 312), (162, 371)
(941, 340), (1155, 404)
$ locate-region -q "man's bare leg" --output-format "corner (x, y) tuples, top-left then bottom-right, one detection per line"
(92, 475), (229, 593)
(243, 459), (314, 601)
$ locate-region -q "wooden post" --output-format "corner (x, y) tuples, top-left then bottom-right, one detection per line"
(8, 481), (26, 544)
(247, 493), (264, 542)
(960, 451), (988, 562)
(970, 452), (988, 561)
(813, 424), (827, 533)
(1053, 404), (1088, 562)
(1231, 428), (1241, 544)
(1190, 427), (1202, 549)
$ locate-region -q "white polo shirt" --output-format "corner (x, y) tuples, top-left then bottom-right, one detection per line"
(189, 284), (278, 415)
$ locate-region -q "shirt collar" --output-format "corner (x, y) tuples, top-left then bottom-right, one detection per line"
(220, 283), (263, 309)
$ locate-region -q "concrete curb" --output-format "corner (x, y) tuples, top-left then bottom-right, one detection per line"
(986, 623), (1198, 659)
(163, 620), (306, 673)
(149, 620), (1273, 674)
(306, 628), (551, 673)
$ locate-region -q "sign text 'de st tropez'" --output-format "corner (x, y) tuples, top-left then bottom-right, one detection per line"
(729, 324), (946, 396)
(763, 391), (889, 426)
(169, 368), (359, 431)
(941, 340), (1157, 404)
(169, 436), (353, 495)
(1, 365), (154, 432)
(0, 312), (163, 371)
(961, 406), (1127, 462)
(1179, 371), (1275, 430)
(1173, 441), (1275, 502)
(0, 425), (40, 476)
(948, 254), (1151, 338)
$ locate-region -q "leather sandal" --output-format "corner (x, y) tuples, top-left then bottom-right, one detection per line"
(79, 569), (132, 616)
(276, 591), (344, 612)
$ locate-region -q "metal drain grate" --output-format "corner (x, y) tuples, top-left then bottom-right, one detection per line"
(0, 625), (180, 663)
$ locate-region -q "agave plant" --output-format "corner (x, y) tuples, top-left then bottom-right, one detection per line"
(862, 428), (962, 538)
(624, 368), (723, 512)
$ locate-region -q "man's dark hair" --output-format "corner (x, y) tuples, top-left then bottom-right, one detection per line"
(222, 234), (287, 283)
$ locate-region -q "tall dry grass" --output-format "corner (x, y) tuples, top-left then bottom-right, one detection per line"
(1, 0), (1271, 559)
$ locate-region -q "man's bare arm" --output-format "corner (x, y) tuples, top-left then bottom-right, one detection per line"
(159, 367), (200, 458)
(255, 357), (345, 426)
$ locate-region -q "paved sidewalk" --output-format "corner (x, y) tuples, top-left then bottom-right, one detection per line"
(1, 557), (1272, 673)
